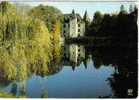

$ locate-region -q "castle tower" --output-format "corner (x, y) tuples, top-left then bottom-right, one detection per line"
(83, 10), (90, 33)
(70, 10), (78, 38)
(83, 10), (90, 23)
(72, 9), (75, 15)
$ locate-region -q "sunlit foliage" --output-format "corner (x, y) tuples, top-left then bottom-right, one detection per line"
(0, 89), (27, 98)
(28, 4), (62, 33)
(0, 1), (61, 83)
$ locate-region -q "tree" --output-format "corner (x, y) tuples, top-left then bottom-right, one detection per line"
(83, 10), (90, 34)
(28, 4), (63, 33)
(53, 20), (61, 43)
(0, 1), (16, 15)
(72, 9), (75, 15)
(93, 11), (103, 25)
(83, 10), (90, 23)
(10, 82), (17, 96)
(83, 55), (90, 69)
(88, 11), (103, 36)
(120, 5), (125, 12)
(129, 4), (133, 13)
(41, 87), (47, 98)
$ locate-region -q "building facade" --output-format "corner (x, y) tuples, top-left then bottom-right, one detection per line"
(61, 11), (85, 39)
(61, 44), (85, 68)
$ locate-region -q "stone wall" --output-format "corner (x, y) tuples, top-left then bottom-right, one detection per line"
(70, 18), (78, 38)
(61, 15), (86, 39)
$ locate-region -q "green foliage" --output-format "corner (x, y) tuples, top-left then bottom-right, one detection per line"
(87, 4), (138, 46)
(10, 82), (17, 96)
(0, 1), (61, 82)
(0, 89), (27, 98)
(83, 10), (90, 23)
(72, 9), (75, 15)
(0, 48), (17, 80)
(129, 4), (134, 13)
(120, 5), (125, 11)
(93, 11), (103, 24)
(0, 90), (15, 98)
(88, 11), (103, 35)
(28, 4), (62, 33)
(0, 1), (16, 15)
(41, 87), (48, 98)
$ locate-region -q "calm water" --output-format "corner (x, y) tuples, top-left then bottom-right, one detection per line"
(0, 58), (115, 98)
(0, 43), (137, 98)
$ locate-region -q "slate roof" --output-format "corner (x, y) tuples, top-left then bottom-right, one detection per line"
(63, 13), (84, 23)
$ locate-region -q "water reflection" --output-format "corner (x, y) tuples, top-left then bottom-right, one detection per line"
(10, 82), (17, 96)
(0, 43), (137, 98)
(41, 86), (48, 98)
(61, 44), (85, 71)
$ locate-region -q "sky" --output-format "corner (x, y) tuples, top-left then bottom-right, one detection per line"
(16, 2), (136, 19)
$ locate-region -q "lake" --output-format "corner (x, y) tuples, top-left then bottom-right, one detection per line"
(0, 43), (137, 98)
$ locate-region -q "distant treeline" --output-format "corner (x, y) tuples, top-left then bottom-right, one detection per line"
(86, 5), (138, 45)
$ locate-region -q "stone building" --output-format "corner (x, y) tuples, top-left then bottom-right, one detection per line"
(61, 10), (86, 39)
(61, 44), (85, 71)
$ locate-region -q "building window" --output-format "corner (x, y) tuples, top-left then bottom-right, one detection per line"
(77, 18), (80, 22)
(78, 34), (80, 37)
(78, 49), (80, 52)
(78, 29), (80, 32)
(64, 24), (66, 28)
(78, 54), (80, 57)
(78, 24), (80, 27)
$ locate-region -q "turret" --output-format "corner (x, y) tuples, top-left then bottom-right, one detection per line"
(72, 9), (76, 18)
(83, 10), (90, 33)
(83, 10), (90, 23)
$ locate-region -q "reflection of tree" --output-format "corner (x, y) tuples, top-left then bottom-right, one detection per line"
(83, 55), (90, 69)
(47, 64), (63, 76)
(0, 79), (11, 88)
(107, 69), (137, 98)
(72, 65), (76, 71)
(0, 89), (15, 98)
(91, 49), (102, 69)
(97, 46), (137, 98)
(28, 62), (63, 77)
(41, 86), (48, 98)
(86, 39), (137, 98)
(92, 56), (102, 69)
(11, 82), (17, 96)
(26, 43), (62, 77)
(19, 82), (26, 97)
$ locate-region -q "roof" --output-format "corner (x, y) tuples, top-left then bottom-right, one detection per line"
(63, 13), (84, 23)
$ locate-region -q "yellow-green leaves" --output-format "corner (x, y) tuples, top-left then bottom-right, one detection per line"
(0, 48), (17, 80)
(0, 1), (61, 82)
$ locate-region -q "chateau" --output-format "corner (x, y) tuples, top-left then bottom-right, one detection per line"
(61, 10), (90, 39)
(61, 43), (91, 71)
(61, 44), (85, 70)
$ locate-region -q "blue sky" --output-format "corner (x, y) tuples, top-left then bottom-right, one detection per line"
(19, 2), (136, 19)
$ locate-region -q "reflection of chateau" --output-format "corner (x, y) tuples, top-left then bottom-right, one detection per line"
(83, 55), (91, 69)
(61, 10), (86, 39)
(61, 44), (85, 70)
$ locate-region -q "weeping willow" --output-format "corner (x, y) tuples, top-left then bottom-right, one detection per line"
(0, 1), (61, 82)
